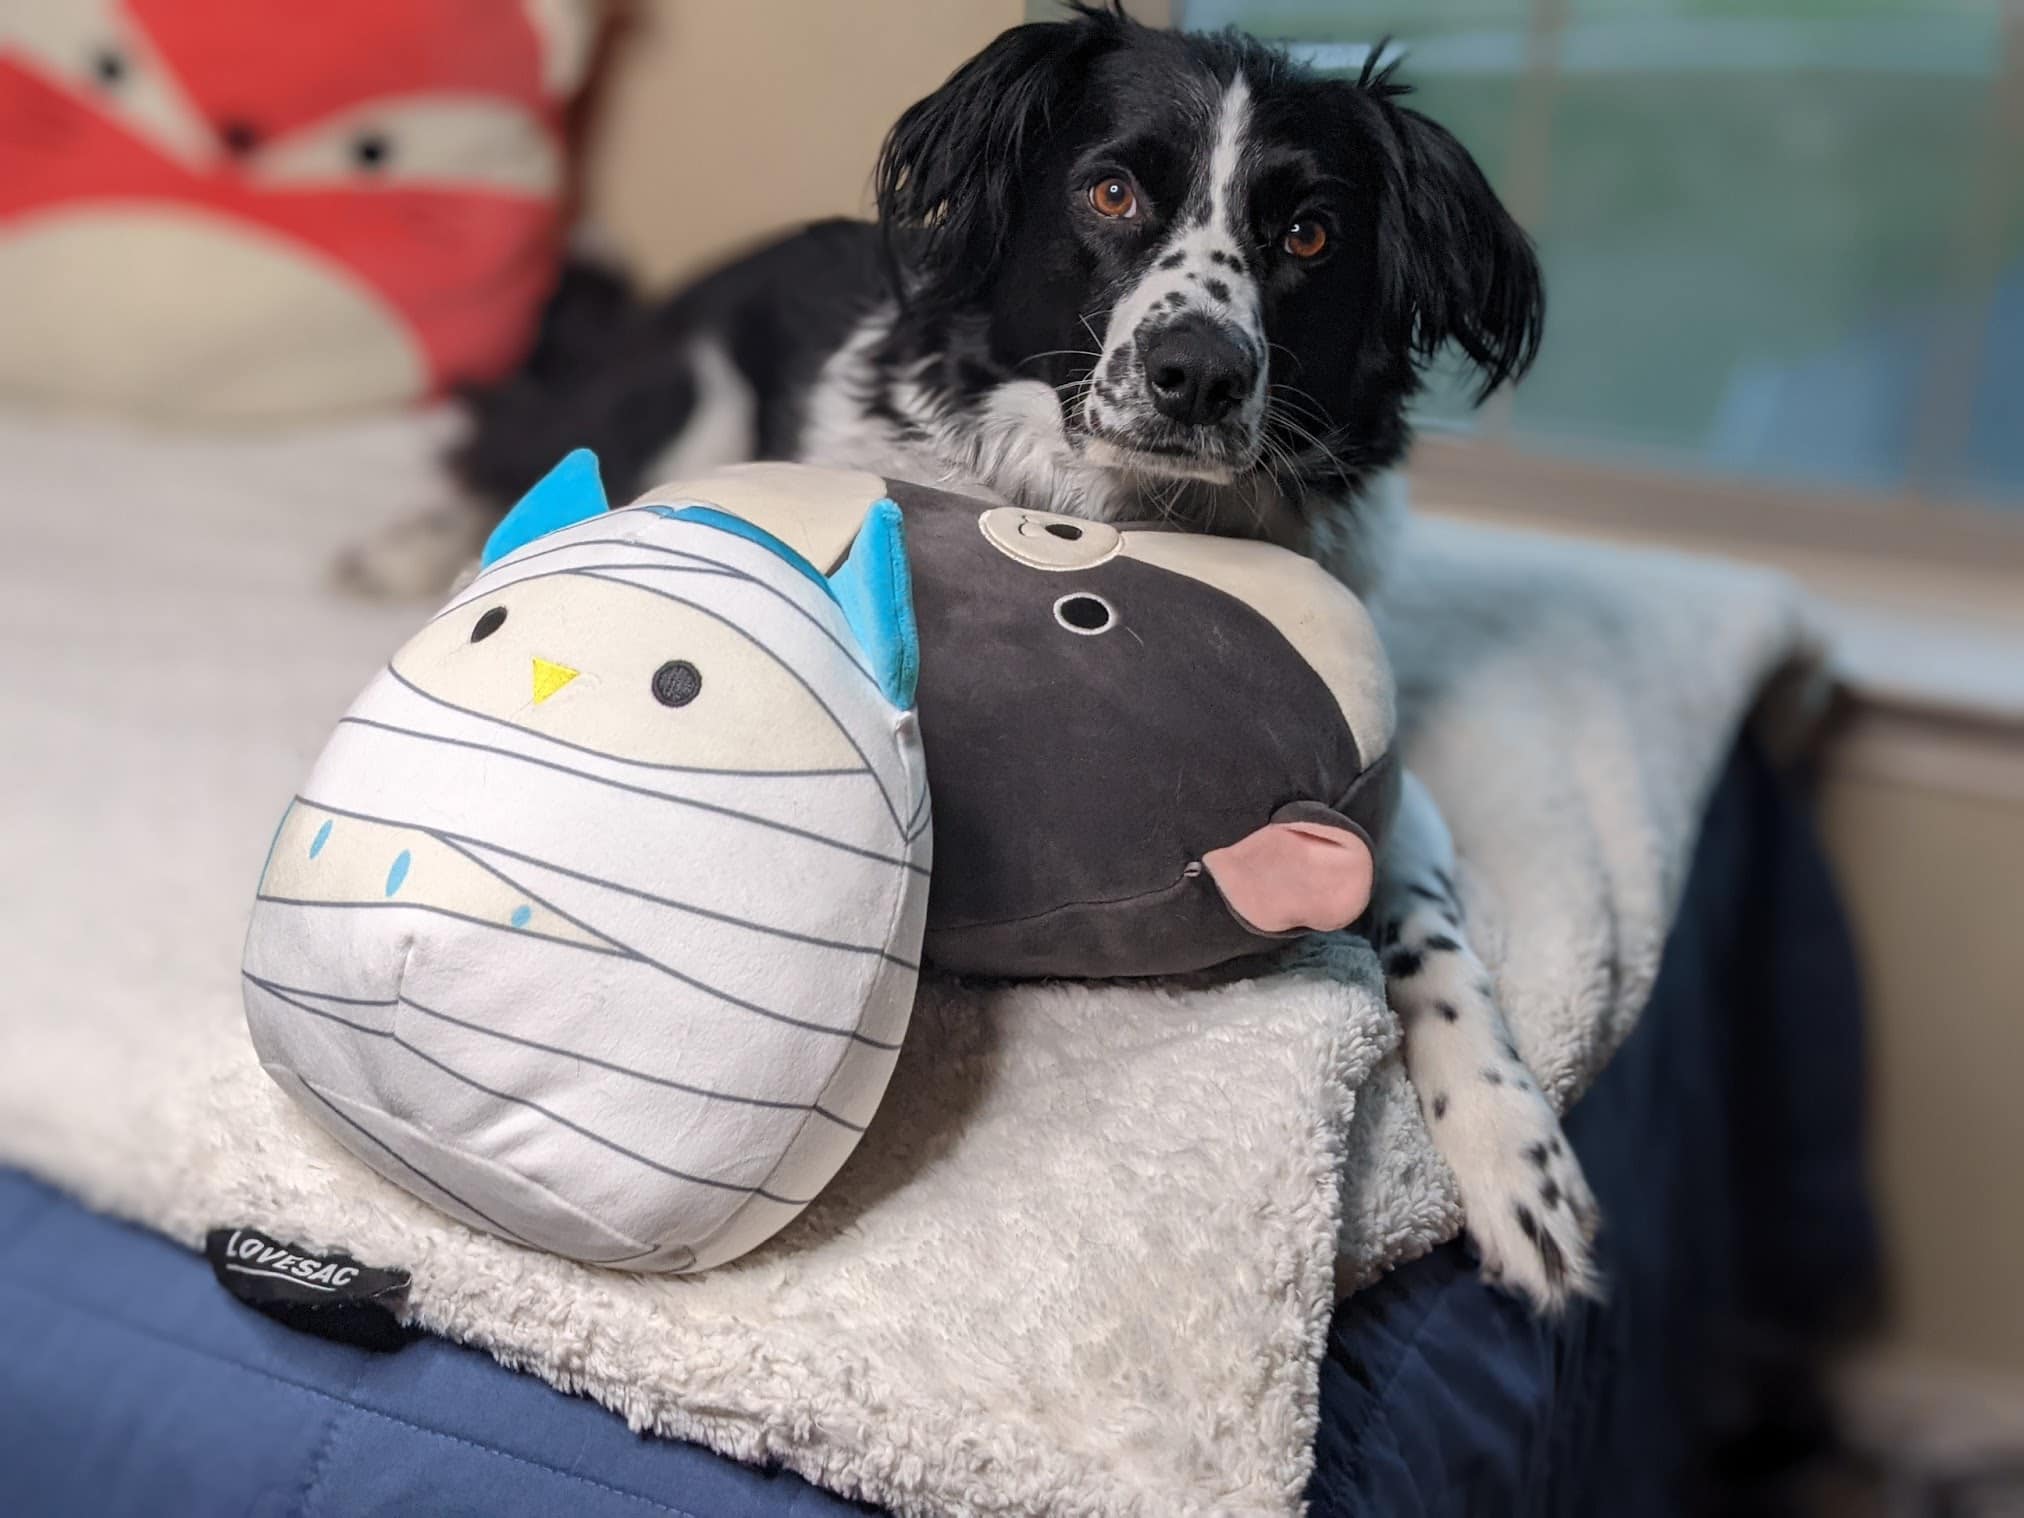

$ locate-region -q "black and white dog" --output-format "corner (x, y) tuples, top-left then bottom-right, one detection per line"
(351, 4), (1598, 1309)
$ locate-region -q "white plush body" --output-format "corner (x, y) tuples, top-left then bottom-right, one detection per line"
(244, 499), (931, 1271)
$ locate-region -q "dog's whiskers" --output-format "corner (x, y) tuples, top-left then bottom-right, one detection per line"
(1267, 381), (1338, 432)
(1018, 347), (1103, 368)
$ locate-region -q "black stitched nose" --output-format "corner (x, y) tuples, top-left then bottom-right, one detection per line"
(1137, 318), (1254, 426)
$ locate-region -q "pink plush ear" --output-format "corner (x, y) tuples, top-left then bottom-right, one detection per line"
(1202, 822), (1375, 935)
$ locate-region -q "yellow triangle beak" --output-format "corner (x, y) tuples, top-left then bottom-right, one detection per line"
(531, 657), (580, 705)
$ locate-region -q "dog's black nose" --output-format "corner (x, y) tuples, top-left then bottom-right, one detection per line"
(1138, 319), (1254, 426)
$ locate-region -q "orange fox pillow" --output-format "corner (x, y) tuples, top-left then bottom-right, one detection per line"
(0, 0), (596, 421)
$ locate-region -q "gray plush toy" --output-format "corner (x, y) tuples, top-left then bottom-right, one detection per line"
(631, 464), (1399, 979)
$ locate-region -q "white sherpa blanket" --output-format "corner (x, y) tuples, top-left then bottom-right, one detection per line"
(0, 410), (1814, 1517)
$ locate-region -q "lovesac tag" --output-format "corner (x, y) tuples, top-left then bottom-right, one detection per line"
(205, 1226), (414, 1352)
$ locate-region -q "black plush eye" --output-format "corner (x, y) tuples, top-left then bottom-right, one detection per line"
(92, 48), (126, 87)
(352, 132), (391, 170)
(1053, 593), (1116, 635)
(652, 660), (703, 707)
(1045, 522), (1084, 541)
(470, 606), (507, 642)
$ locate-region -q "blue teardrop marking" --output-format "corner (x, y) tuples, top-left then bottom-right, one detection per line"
(309, 819), (333, 859)
(257, 807), (290, 887)
(510, 905), (532, 929)
(384, 850), (412, 897)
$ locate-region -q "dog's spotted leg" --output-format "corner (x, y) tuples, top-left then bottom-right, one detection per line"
(1376, 772), (1601, 1311)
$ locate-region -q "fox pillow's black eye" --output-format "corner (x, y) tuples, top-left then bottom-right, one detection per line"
(1045, 522), (1083, 541)
(652, 660), (703, 707)
(353, 131), (391, 171)
(1053, 593), (1116, 635)
(470, 606), (507, 642)
(92, 47), (126, 87)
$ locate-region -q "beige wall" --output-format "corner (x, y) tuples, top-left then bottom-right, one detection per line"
(580, 0), (1027, 291)
(1818, 751), (2024, 1372)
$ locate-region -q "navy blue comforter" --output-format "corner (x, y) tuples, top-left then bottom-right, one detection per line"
(0, 745), (1874, 1517)
(1308, 743), (1876, 1514)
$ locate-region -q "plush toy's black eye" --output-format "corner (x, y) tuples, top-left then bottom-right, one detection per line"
(352, 132), (391, 170)
(92, 48), (126, 87)
(470, 606), (507, 642)
(1054, 593), (1116, 635)
(1045, 522), (1083, 541)
(652, 660), (703, 707)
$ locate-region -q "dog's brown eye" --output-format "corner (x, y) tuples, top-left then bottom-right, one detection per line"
(1088, 177), (1138, 219)
(1284, 219), (1328, 259)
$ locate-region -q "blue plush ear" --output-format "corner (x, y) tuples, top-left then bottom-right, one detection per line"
(827, 499), (919, 711)
(480, 449), (609, 567)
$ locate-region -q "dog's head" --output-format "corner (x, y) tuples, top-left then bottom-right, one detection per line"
(875, 4), (1543, 521)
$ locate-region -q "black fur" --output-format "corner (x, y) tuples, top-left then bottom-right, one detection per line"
(452, 223), (885, 507)
(873, 6), (1127, 326)
(452, 6), (1544, 553)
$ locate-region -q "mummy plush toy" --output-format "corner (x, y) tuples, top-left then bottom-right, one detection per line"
(243, 451), (930, 1272)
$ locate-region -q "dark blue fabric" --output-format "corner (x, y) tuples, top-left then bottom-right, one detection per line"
(0, 1176), (870, 1518)
(1307, 743), (1877, 1516)
(0, 744), (1870, 1518)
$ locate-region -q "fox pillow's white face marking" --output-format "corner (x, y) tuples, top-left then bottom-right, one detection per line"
(392, 572), (861, 773)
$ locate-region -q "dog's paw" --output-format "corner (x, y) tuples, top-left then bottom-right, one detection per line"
(1378, 913), (1604, 1308)
(332, 499), (491, 601)
(1439, 1073), (1601, 1312)
(1377, 777), (1604, 1311)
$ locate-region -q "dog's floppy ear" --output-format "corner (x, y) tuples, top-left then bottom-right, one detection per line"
(875, 6), (1126, 315)
(1375, 94), (1546, 402)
